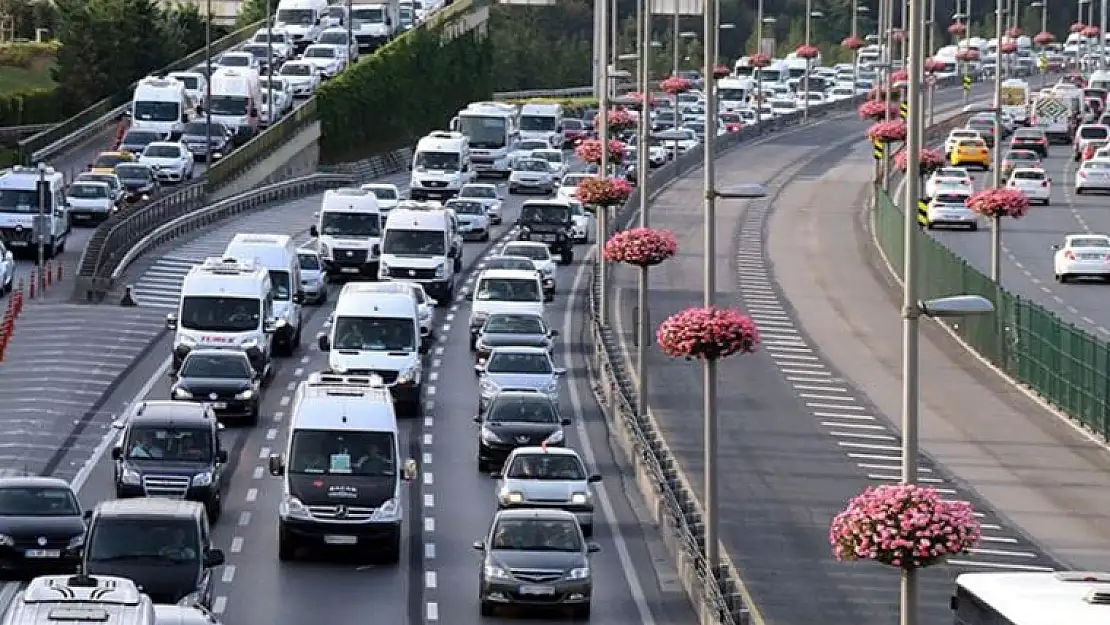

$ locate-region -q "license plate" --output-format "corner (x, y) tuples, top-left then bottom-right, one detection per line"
(341, 267), (360, 274)
(212, 402), (227, 409)
(1083, 253), (1103, 260)
(24, 549), (60, 559)
(7, 241), (26, 247)
(519, 585), (556, 595)
(324, 535), (358, 545)
(474, 163), (491, 169)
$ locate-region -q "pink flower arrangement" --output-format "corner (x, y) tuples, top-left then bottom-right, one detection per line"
(999, 41), (1018, 54)
(841, 35), (865, 51)
(895, 148), (946, 176)
(867, 120), (908, 143)
(924, 58), (947, 73)
(858, 99), (897, 121)
(575, 176), (633, 207)
(660, 76), (693, 95)
(888, 69), (909, 86)
(574, 139), (627, 165)
(891, 29), (904, 41)
(1005, 27), (1022, 38)
(713, 64), (730, 79)
(1034, 31), (1056, 46)
(965, 188), (1030, 219)
(955, 48), (980, 62)
(656, 307), (760, 361)
(795, 44), (820, 60)
(948, 23), (966, 35)
(1083, 25), (1101, 37)
(603, 228), (678, 267)
(829, 484), (982, 570)
(1071, 22), (1086, 33)
(595, 108), (637, 134)
(628, 91), (657, 106)
(748, 53), (772, 68)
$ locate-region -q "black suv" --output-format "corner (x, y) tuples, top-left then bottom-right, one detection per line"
(517, 200), (574, 264)
(111, 401), (228, 521)
(82, 499), (225, 607)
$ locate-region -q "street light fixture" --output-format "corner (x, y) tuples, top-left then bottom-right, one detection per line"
(802, 9), (824, 121)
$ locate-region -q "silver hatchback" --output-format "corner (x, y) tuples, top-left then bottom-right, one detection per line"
(493, 446), (601, 535)
(476, 346), (565, 412)
(297, 247), (327, 304)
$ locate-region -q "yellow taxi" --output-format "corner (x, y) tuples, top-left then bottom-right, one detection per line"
(950, 138), (991, 170)
(90, 151), (135, 174)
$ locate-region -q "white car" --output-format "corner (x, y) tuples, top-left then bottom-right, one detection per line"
(669, 128), (699, 154)
(636, 140), (669, 167)
(1074, 159), (1110, 194)
(252, 27), (294, 61)
(828, 86), (855, 101)
(507, 139), (551, 167)
(796, 92), (827, 108)
(278, 61), (321, 96)
(456, 183), (503, 224)
(1053, 233), (1110, 282)
(769, 99), (799, 117)
(530, 148), (567, 179)
(166, 71), (207, 108)
(301, 44), (345, 78)
(925, 190), (977, 230)
(945, 129), (983, 155)
(398, 281), (436, 337)
(362, 183), (401, 217)
(216, 51), (259, 72)
(1007, 167), (1051, 204)
(446, 198), (491, 241)
(568, 199), (591, 244)
(508, 158), (556, 194)
(556, 173), (592, 202)
(924, 167), (974, 197)
(65, 180), (116, 225)
(260, 77), (294, 116)
(138, 141), (194, 183)
(502, 241), (557, 301)
(736, 108), (759, 126)
(315, 27), (359, 63)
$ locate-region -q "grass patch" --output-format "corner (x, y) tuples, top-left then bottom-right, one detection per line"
(0, 43), (57, 93)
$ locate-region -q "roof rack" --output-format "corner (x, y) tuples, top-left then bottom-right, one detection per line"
(307, 371), (387, 389)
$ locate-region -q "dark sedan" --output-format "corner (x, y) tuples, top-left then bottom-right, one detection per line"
(0, 477), (85, 575)
(113, 163), (159, 203)
(171, 349), (261, 424)
(118, 129), (167, 156)
(180, 122), (234, 162)
(474, 391), (569, 471)
(1010, 128), (1049, 156)
(474, 313), (557, 365)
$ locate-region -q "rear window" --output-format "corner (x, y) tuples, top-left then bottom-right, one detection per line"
(936, 193), (969, 203)
(959, 140), (986, 148)
(1084, 161), (1110, 170)
(1080, 126), (1109, 139)
(1013, 170), (1044, 180)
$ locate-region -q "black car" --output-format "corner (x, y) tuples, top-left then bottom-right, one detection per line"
(1010, 128), (1049, 156)
(180, 122), (234, 161)
(517, 201), (574, 264)
(113, 163), (159, 203)
(474, 508), (598, 619)
(118, 129), (168, 156)
(110, 401), (228, 521)
(473, 313), (557, 364)
(171, 349), (262, 424)
(474, 391), (569, 471)
(83, 498), (225, 607)
(0, 477), (85, 576)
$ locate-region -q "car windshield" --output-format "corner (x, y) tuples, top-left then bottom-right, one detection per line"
(515, 160), (549, 173)
(506, 454), (585, 480)
(133, 101), (179, 122)
(449, 201), (484, 215)
(502, 245), (549, 261)
(476, 277), (541, 302)
(332, 316), (416, 352)
(320, 211), (380, 237)
(306, 47), (335, 58)
(351, 6), (385, 21)
(487, 351), (552, 374)
(488, 398), (558, 423)
(318, 32), (346, 45)
(282, 64), (313, 76)
(486, 257), (535, 271)
(114, 165), (150, 181)
(562, 175), (590, 187)
(180, 353), (252, 378)
(0, 486), (79, 517)
(78, 175), (117, 190)
(382, 229), (445, 255)
(719, 113), (741, 123)
(125, 426), (212, 462)
(87, 518), (200, 564)
(298, 253), (321, 270)
(517, 141), (548, 151)
(290, 429), (396, 476)
(122, 131), (163, 146)
(1080, 127), (1109, 138)
(1015, 130), (1042, 138)
(485, 314), (545, 334)
(490, 518), (581, 551)
(144, 145), (181, 158)
(365, 187), (398, 200)
(179, 296), (260, 332)
(563, 119), (583, 130)
(1006, 152), (1037, 160)
(533, 151), (561, 163)
(268, 270), (291, 301)
(1012, 170), (1044, 180)
(460, 186), (497, 199)
(520, 205), (568, 224)
(68, 184), (108, 199)
(1070, 237), (1110, 248)
(208, 95), (249, 116)
(242, 46), (269, 58)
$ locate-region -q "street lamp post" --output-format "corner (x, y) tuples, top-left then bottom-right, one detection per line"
(756, 17), (776, 114)
(853, 5), (869, 94)
(672, 0), (680, 74)
(266, 0), (273, 127)
(803, 9), (822, 122)
(992, 0), (1005, 282)
(347, 0), (354, 71)
(597, 0), (611, 325)
(35, 162), (46, 270)
(204, 0), (212, 165)
(1031, 1), (1046, 34)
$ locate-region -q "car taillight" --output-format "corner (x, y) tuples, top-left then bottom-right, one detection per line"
(1065, 251), (1077, 260)
(1042, 180), (1049, 187)
(961, 179), (970, 184)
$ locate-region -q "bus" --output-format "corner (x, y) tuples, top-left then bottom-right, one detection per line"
(952, 571), (1108, 625)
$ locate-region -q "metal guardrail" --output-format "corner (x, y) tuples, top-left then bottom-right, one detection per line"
(0, 124), (55, 143)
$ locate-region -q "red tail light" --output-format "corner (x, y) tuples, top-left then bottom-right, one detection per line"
(1065, 251), (1077, 260)
(1042, 181), (1049, 187)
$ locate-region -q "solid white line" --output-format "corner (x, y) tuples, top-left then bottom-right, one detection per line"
(946, 560), (1054, 572)
(813, 411), (875, 420)
(966, 548), (1039, 558)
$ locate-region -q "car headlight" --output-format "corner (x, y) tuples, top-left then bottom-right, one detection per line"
(396, 365), (419, 384)
(434, 264), (446, 278)
(240, 337), (259, 349)
(484, 564), (512, 579)
(570, 492), (590, 505)
(371, 498), (401, 521)
(120, 466), (141, 486)
(545, 429), (565, 444)
(0, 534), (14, 548)
(192, 471), (213, 487)
(235, 389), (255, 400)
(280, 494), (312, 520)
(480, 426), (502, 443)
(319, 242), (331, 258)
(480, 378), (500, 397)
(566, 567), (590, 580)
(173, 387), (193, 399)
(67, 534), (85, 550)
(543, 380), (559, 395)
(500, 491), (524, 504)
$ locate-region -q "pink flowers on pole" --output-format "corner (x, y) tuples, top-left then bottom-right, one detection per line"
(1083, 25), (1101, 37)
(656, 307), (760, 361)
(713, 64), (730, 79)
(747, 53), (772, 68)
(829, 484), (982, 570)
(574, 139), (626, 165)
(1005, 27), (1022, 38)
(575, 176), (633, 208)
(999, 41), (1018, 54)
(603, 228), (678, 267)
(965, 188), (1030, 219)
(596, 109), (636, 134)
(888, 69), (909, 86)
(858, 99), (897, 121)
(867, 120), (908, 143)
(924, 58), (947, 73)
(660, 76), (693, 95)
(955, 48), (980, 62)
(895, 148), (946, 176)
(841, 35), (865, 51)
(1034, 31), (1056, 46)
(628, 91), (656, 106)
(1071, 22), (1086, 33)
(948, 23), (967, 35)
(795, 44), (820, 60)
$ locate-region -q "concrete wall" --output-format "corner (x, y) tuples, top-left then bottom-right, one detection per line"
(209, 121), (321, 202)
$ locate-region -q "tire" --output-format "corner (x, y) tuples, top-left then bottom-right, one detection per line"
(482, 231), (490, 242)
(969, 223), (978, 231)
(278, 531), (296, 562)
(581, 524), (593, 538)
(560, 249), (573, 265)
(246, 403), (260, 426)
(469, 334), (477, 351)
(1043, 199), (1051, 206)
(480, 601), (495, 617)
(293, 322), (303, 349)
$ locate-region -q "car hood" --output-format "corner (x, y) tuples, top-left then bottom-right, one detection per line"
(501, 478), (586, 502)
(83, 562), (200, 603)
(140, 157), (182, 168)
(484, 372), (554, 390)
(124, 459), (212, 475)
(488, 550), (585, 571)
(483, 421), (562, 443)
(120, 179), (154, 190)
(66, 197), (112, 208)
(0, 514), (84, 540)
(304, 57), (338, 68)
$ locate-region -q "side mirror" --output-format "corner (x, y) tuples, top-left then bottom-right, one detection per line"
(1052, 244), (1061, 250)
(165, 313), (178, 330)
(204, 549), (226, 567)
(263, 319), (277, 334)
(560, 418), (571, 426)
(317, 333), (331, 351)
(83, 510), (93, 521)
(549, 329), (559, 337)
(472, 414), (481, 423)
(293, 290), (305, 304)
(588, 474), (602, 483)
(472, 540), (485, 551)
(489, 471), (502, 479)
(587, 543), (601, 553)
(402, 458), (418, 481)
(466, 291), (474, 301)
(268, 453), (285, 476)
(217, 450), (229, 463)
(111, 447), (122, 460)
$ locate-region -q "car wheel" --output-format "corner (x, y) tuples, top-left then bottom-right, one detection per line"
(1043, 199), (1051, 206)
(206, 494), (222, 523)
(477, 456), (489, 472)
(1056, 273), (1067, 283)
(381, 532), (401, 564)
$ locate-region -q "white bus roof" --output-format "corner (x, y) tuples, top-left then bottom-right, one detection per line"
(957, 571), (1110, 625)
(334, 288), (416, 318)
(0, 166), (64, 189)
(181, 257), (269, 297)
(385, 206), (449, 230)
(293, 372), (395, 432)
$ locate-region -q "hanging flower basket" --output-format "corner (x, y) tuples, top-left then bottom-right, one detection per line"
(924, 58), (947, 73)
(829, 484), (982, 570)
(867, 120), (908, 143)
(891, 29), (905, 42)
(895, 148), (947, 176)
(713, 64), (730, 79)
(795, 44), (820, 60)
(966, 188), (1031, 218)
(841, 35), (865, 51)
(603, 228), (678, 267)
(955, 48), (980, 62)
(1005, 27), (1022, 38)
(656, 307), (761, 361)
(888, 70), (909, 87)
(998, 41), (1017, 54)
(1034, 31), (1056, 46)
(748, 52), (772, 68)
(1083, 25), (1101, 37)
(628, 91), (657, 106)
(1071, 22), (1086, 33)
(575, 176), (633, 208)
(660, 76), (693, 95)
(595, 109), (637, 134)
(948, 23), (967, 35)
(574, 139), (627, 165)
(858, 99), (897, 121)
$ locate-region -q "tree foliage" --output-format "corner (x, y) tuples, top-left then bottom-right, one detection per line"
(0, 0), (58, 40)
(236, 0), (278, 29)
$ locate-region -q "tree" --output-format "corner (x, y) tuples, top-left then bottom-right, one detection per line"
(236, 0), (277, 28)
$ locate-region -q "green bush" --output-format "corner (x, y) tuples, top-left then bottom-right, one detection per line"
(0, 89), (62, 126)
(316, 17), (493, 162)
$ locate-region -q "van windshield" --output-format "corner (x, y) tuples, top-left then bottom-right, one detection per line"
(520, 115), (557, 132)
(209, 95), (249, 116)
(321, 211), (380, 236)
(351, 7), (385, 22)
(180, 296), (260, 332)
(333, 316), (415, 352)
(269, 270), (291, 300)
(133, 101), (180, 122)
(87, 518), (200, 564)
(277, 8), (315, 24)
(415, 151), (460, 171)
(383, 229), (445, 255)
(290, 430), (396, 476)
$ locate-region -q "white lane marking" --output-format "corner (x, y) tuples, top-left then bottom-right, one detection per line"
(245, 488), (258, 502)
(259, 447), (270, 459)
(221, 565), (236, 583)
(266, 428), (278, 440)
(424, 517), (435, 532)
(423, 472), (434, 485)
(279, 396), (291, 407)
(230, 537), (244, 553)
(212, 597), (228, 614)
(425, 543), (436, 559)
(238, 511), (251, 526)
(425, 571), (437, 589)
(426, 602), (439, 622)
(252, 466), (264, 479)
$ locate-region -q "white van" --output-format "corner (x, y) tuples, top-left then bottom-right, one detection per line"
(208, 68), (262, 139)
(379, 202), (461, 302)
(311, 188), (382, 280)
(223, 234), (304, 357)
(466, 268), (545, 348)
(317, 283), (425, 414)
(274, 0), (328, 51)
(3, 574), (156, 625)
(518, 102), (564, 148)
(166, 71), (207, 109)
(131, 76), (194, 138)
(166, 257), (275, 377)
(410, 131), (473, 201)
(267, 372), (418, 562)
(350, 3), (394, 51)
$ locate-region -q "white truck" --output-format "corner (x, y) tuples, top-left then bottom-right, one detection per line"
(351, 2), (396, 52)
(1031, 94), (1074, 143)
(0, 165), (70, 259)
(450, 101), (519, 178)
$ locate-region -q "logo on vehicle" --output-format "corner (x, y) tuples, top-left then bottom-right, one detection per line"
(517, 435), (529, 443)
(408, 270), (416, 277)
(334, 505), (347, 518)
(36, 537), (46, 546)
(209, 393), (219, 400)
(346, 251), (354, 257)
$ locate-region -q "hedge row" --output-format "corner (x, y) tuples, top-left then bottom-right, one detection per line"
(0, 89), (63, 127)
(316, 19), (493, 162)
